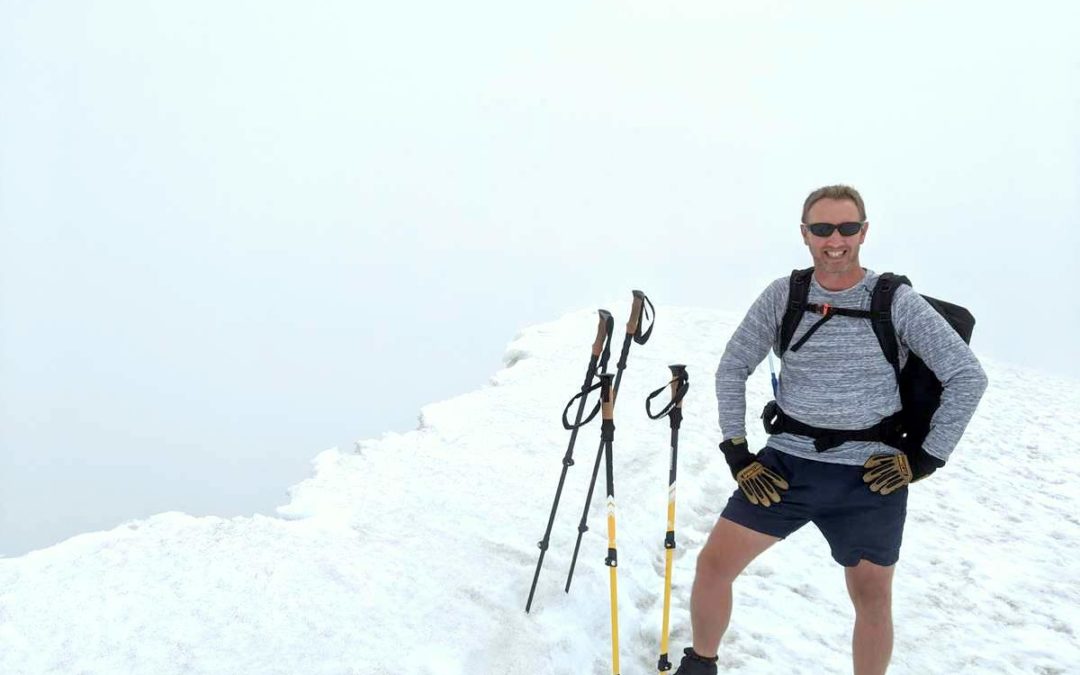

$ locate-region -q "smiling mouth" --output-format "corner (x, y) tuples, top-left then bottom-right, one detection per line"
(824, 250), (846, 259)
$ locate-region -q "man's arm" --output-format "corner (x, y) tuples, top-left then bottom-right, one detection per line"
(715, 278), (786, 440)
(892, 286), (989, 462)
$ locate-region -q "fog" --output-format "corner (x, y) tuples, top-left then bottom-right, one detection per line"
(2, 1), (1077, 556)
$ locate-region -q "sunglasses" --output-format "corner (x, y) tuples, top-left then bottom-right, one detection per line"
(803, 221), (864, 237)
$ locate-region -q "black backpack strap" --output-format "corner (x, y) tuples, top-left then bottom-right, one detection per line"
(789, 312), (835, 353)
(789, 303), (874, 354)
(761, 400), (904, 452)
(805, 304), (871, 319)
(870, 272), (912, 381)
(778, 268), (814, 356)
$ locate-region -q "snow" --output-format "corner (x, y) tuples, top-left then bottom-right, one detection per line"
(2, 303), (1078, 674)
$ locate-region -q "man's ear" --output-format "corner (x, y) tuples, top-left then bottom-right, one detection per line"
(860, 221), (869, 243)
(800, 224), (810, 246)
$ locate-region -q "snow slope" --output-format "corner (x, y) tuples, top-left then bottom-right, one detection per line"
(2, 303), (1078, 674)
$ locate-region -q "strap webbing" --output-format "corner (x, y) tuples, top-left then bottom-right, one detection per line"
(778, 268), (814, 355)
(761, 400), (903, 452)
(870, 273), (910, 382)
(805, 303), (871, 318)
(645, 378), (688, 420)
(790, 303), (874, 352)
(561, 380), (603, 430)
(789, 312), (833, 353)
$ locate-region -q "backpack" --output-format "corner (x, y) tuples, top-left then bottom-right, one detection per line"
(770, 267), (975, 453)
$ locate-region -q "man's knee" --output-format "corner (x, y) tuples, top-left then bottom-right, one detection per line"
(695, 545), (741, 585)
(695, 518), (777, 584)
(850, 584), (891, 617)
(846, 563), (894, 617)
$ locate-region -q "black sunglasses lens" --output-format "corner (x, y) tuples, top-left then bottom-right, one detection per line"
(808, 222), (862, 237)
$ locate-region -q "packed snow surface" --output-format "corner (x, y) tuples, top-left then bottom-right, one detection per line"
(2, 304), (1078, 674)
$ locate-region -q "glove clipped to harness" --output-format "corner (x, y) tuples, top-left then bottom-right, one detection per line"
(863, 447), (946, 495)
(719, 437), (789, 507)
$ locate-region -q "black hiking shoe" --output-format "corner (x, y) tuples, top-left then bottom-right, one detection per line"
(673, 647), (718, 675)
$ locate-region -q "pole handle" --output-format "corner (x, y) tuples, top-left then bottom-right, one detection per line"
(600, 373), (615, 422)
(627, 290), (655, 345)
(593, 309), (614, 358)
(668, 364), (687, 409)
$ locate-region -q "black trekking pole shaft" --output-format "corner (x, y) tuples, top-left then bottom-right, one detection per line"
(525, 309), (613, 614)
(563, 328), (635, 592)
(565, 290), (651, 594)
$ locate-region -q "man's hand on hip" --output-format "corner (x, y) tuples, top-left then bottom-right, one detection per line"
(719, 437), (789, 507)
(863, 447), (945, 494)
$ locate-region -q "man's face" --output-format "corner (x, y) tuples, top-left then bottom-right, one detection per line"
(801, 198), (868, 275)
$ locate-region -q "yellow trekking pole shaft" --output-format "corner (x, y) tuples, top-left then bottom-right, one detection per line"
(600, 372), (620, 675)
(660, 536), (674, 672)
(646, 364), (688, 673)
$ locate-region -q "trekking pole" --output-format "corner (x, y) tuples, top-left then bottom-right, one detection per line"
(599, 372), (621, 675)
(525, 309), (615, 613)
(565, 290), (655, 594)
(645, 365), (689, 673)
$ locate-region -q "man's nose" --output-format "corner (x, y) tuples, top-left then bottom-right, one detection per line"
(825, 229), (846, 245)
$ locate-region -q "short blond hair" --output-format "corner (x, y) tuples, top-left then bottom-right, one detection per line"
(802, 185), (867, 223)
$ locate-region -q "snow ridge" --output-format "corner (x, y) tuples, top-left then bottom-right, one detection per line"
(1, 305), (1078, 674)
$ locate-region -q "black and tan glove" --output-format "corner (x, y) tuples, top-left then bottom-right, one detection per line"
(863, 447), (946, 495)
(719, 437), (789, 507)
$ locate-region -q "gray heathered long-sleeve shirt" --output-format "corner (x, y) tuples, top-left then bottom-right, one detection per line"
(715, 269), (988, 466)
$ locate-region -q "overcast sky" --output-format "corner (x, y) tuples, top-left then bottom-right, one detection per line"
(2, 0), (1077, 556)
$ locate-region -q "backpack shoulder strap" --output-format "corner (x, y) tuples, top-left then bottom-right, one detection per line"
(870, 272), (912, 380)
(778, 267), (814, 356)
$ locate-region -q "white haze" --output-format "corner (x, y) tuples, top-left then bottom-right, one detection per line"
(1, 0), (1078, 556)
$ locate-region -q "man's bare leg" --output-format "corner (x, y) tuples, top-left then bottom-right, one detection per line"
(690, 516), (779, 657)
(845, 559), (895, 675)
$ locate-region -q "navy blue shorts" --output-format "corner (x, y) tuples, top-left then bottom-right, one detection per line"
(720, 447), (908, 567)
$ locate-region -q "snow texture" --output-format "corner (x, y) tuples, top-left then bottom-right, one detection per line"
(1, 304), (1078, 674)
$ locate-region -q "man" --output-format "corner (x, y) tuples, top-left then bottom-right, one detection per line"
(673, 185), (988, 675)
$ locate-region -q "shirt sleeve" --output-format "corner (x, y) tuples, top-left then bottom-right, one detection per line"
(891, 285), (988, 461)
(715, 278), (786, 441)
